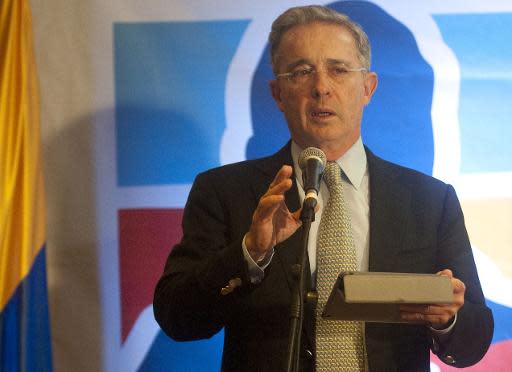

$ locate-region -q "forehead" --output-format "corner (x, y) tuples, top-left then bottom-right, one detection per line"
(276, 22), (360, 68)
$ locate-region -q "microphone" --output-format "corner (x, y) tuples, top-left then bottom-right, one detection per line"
(298, 147), (327, 209)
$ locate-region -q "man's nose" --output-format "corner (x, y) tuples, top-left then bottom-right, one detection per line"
(311, 70), (332, 99)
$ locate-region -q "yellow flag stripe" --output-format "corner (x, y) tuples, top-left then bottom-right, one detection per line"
(0, 0), (46, 310)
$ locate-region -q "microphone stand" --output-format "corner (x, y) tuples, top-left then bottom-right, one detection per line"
(285, 198), (317, 372)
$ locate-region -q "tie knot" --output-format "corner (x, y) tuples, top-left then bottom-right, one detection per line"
(323, 161), (342, 190)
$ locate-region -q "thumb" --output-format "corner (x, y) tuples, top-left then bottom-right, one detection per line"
(436, 269), (453, 278)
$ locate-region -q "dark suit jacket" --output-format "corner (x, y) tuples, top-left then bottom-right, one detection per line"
(154, 143), (493, 371)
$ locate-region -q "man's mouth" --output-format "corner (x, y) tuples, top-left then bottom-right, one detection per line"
(311, 109), (335, 118)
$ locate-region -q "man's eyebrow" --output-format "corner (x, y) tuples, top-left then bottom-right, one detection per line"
(284, 59), (312, 71)
(284, 58), (353, 71)
(325, 58), (351, 66)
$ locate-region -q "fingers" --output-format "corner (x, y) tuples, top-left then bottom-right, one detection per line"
(255, 165), (294, 221)
(266, 179), (293, 198)
(400, 304), (448, 316)
(254, 194), (286, 222)
(399, 303), (456, 326)
(245, 165), (297, 256)
(266, 165), (293, 196)
(436, 269), (453, 278)
(452, 277), (466, 294)
(399, 269), (465, 326)
(273, 164), (293, 184)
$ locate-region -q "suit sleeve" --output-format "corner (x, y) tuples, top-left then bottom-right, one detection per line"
(431, 185), (494, 367)
(153, 171), (252, 341)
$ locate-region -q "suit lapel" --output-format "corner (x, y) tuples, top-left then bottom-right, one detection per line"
(366, 149), (412, 272)
(250, 142), (293, 199)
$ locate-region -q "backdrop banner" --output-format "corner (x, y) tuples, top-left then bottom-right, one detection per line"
(32, 1), (512, 371)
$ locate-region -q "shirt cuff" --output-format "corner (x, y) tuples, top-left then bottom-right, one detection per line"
(242, 234), (274, 284)
(429, 312), (457, 336)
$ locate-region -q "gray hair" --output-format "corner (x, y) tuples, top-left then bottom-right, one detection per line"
(269, 5), (371, 73)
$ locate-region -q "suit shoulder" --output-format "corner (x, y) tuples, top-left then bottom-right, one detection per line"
(195, 157), (266, 182)
(193, 150), (288, 190)
(368, 150), (449, 192)
(194, 144), (291, 185)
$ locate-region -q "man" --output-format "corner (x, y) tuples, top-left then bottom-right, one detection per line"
(154, 5), (493, 371)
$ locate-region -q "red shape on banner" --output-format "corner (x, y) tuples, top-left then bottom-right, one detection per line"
(430, 339), (512, 371)
(119, 208), (183, 343)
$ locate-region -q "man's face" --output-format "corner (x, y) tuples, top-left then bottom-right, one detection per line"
(270, 22), (377, 159)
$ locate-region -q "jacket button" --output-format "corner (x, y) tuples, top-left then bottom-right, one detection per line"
(305, 349), (313, 359)
(444, 355), (456, 364)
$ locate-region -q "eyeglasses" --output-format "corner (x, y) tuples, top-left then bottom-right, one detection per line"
(276, 64), (367, 85)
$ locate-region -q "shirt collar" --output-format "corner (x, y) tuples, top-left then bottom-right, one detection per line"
(291, 137), (367, 190)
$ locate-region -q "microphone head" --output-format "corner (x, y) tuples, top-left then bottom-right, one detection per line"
(298, 147), (327, 171)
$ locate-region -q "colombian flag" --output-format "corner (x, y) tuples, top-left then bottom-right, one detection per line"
(0, 0), (53, 370)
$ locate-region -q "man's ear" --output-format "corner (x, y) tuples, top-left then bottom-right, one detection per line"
(363, 72), (378, 105)
(269, 80), (285, 112)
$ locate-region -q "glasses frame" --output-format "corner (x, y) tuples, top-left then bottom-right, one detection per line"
(276, 65), (368, 83)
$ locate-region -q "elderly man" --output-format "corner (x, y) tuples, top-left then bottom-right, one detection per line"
(154, 5), (493, 371)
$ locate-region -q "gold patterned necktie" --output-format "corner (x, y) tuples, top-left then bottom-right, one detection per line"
(315, 161), (365, 371)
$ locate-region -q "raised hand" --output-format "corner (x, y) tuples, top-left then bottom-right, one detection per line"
(245, 165), (302, 262)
